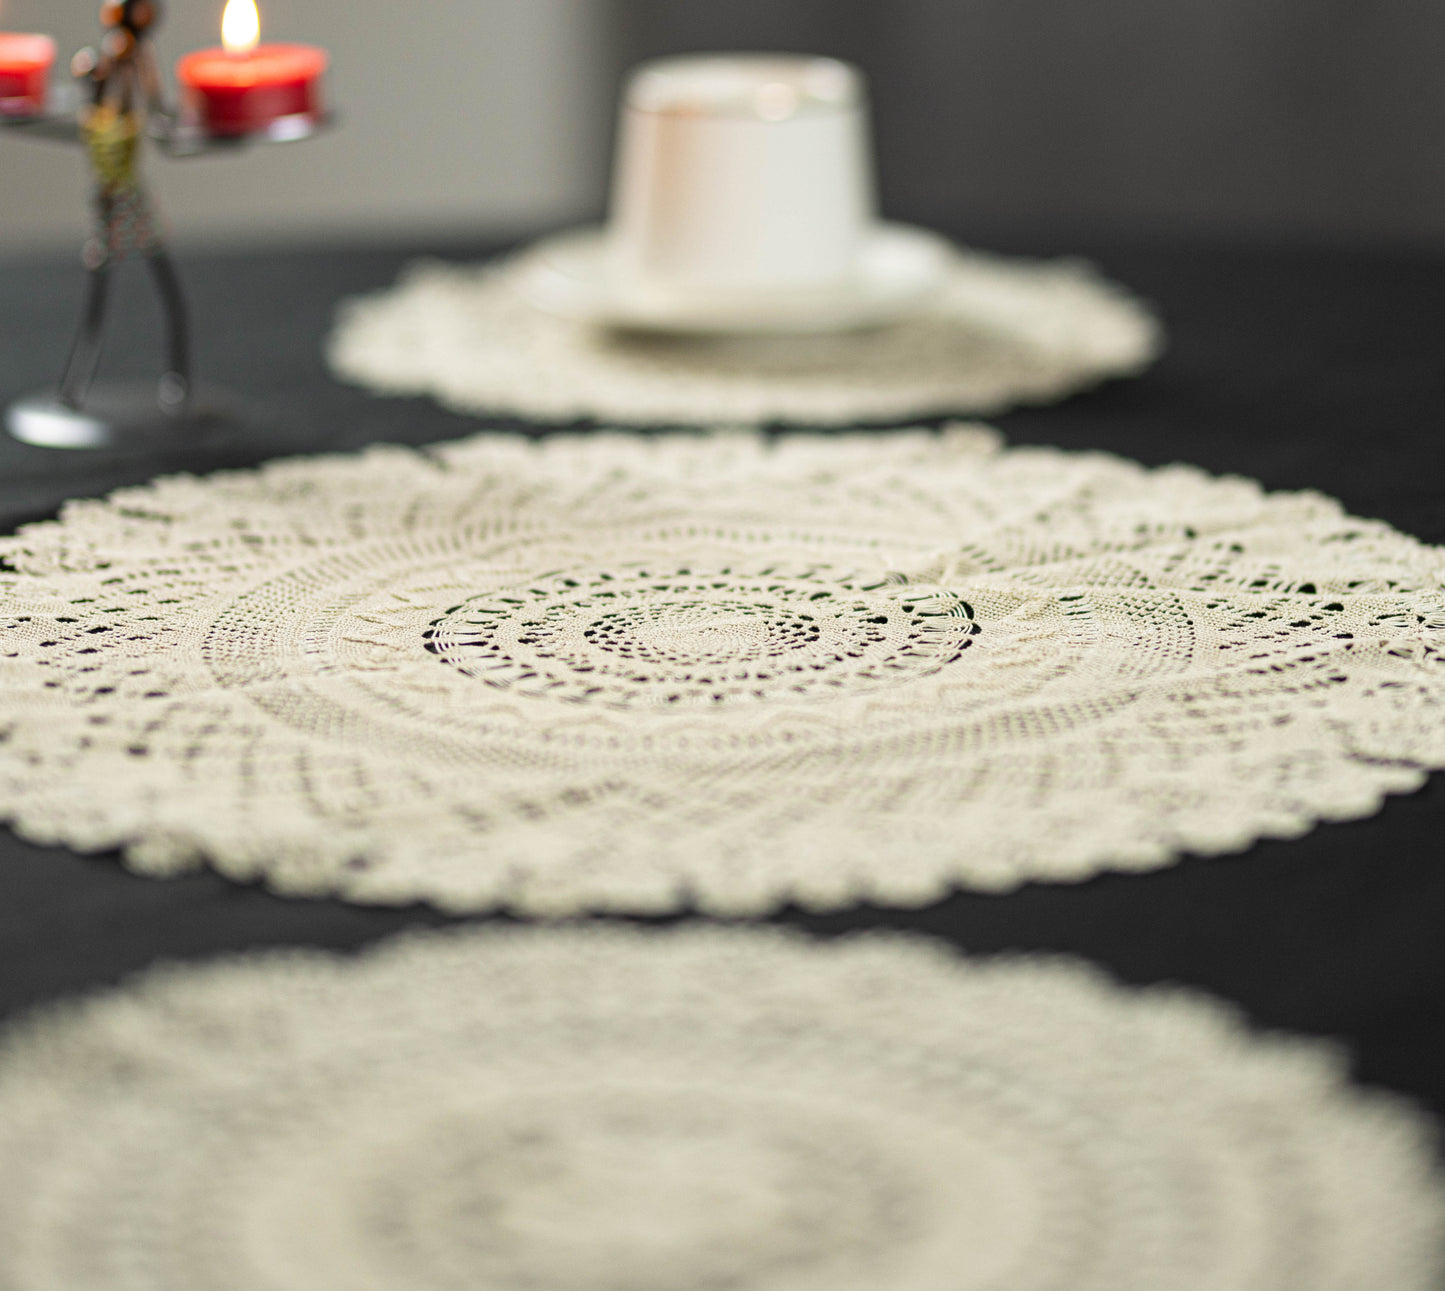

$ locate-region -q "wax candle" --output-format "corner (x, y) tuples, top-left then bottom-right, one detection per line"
(0, 32), (55, 117)
(176, 0), (326, 138)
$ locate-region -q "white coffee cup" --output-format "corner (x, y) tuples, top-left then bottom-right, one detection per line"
(516, 52), (946, 333)
(606, 54), (876, 294)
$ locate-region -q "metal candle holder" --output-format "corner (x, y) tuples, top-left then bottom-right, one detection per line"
(1, 19), (329, 451)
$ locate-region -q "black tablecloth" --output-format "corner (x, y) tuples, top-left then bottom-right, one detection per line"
(2, 230), (1443, 1125)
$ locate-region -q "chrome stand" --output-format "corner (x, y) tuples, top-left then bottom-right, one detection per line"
(6, 382), (236, 450)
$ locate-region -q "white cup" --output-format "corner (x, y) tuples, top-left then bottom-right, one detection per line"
(606, 55), (876, 295)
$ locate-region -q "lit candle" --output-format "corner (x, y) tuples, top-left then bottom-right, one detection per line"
(176, 0), (327, 139)
(0, 31), (55, 118)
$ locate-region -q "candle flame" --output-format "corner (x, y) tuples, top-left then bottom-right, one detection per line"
(222, 0), (261, 54)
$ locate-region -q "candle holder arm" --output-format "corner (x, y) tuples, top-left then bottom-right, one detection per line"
(155, 110), (337, 156)
(2, 93), (331, 156)
(0, 84), (82, 142)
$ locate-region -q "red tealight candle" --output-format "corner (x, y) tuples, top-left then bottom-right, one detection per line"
(176, 0), (326, 138)
(0, 32), (55, 118)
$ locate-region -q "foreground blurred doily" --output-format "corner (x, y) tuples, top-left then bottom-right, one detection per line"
(0, 926), (1438, 1291)
(326, 247), (1162, 425)
(2, 428), (1445, 913)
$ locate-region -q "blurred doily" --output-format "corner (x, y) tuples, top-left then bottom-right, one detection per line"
(2, 428), (1445, 913)
(0, 926), (1438, 1291)
(326, 247), (1162, 425)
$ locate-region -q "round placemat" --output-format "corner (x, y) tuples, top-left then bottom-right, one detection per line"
(0, 926), (1437, 1290)
(2, 428), (1444, 913)
(327, 246), (1162, 425)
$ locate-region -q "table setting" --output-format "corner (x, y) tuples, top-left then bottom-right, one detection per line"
(331, 55), (1161, 426)
(0, 10), (1442, 1289)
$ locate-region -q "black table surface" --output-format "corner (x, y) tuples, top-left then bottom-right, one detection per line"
(1, 229), (1443, 1131)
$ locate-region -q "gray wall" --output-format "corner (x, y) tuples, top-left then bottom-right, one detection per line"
(618, 0), (1445, 248)
(7, 2), (1441, 255)
(0, 0), (614, 252)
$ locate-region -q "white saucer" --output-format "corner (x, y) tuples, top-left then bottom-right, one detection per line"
(513, 223), (952, 335)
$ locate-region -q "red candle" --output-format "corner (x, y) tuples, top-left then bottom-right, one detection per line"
(176, 0), (326, 138)
(0, 32), (55, 118)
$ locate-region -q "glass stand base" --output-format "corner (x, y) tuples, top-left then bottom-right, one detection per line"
(6, 382), (241, 450)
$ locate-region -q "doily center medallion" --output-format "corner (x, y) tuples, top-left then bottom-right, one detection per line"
(345, 1091), (925, 1291)
(424, 565), (980, 708)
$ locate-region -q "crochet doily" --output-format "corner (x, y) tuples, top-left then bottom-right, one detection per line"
(2, 428), (1444, 913)
(326, 246), (1162, 425)
(0, 926), (1438, 1291)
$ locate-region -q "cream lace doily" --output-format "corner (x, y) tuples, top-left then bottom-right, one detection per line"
(0, 926), (1438, 1291)
(326, 247), (1162, 425)
(2, 428), (1444, 913)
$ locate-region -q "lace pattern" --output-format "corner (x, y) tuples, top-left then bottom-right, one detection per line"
(2, 428), (1444, 912)
(0, 926), (1438, 1290)
(326, 247), (1162, 425)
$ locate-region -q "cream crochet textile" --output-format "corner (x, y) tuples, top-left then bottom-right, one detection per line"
(1, 428), (1444, 914)
(326, 247), (1162, 425)
(0, 926), (1438, 1291)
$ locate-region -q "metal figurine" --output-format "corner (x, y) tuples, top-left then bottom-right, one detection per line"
(63, 0), (190, 416)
